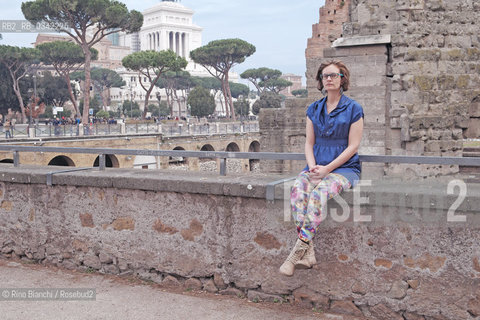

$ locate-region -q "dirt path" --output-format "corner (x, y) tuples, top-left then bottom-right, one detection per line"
(0, 258), (365, 320)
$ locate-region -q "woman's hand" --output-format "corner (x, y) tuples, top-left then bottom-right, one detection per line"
(308, 165), (329, 184)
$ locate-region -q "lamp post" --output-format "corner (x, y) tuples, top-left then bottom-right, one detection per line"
(31, 73), (36, 126)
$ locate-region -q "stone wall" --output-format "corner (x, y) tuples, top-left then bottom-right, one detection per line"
(0, 165), (479, 319)
(259, 98), (309, 174)
(306, 0), (351, 97)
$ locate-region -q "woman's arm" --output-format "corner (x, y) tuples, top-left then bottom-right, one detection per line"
(305, 117), (317, 169)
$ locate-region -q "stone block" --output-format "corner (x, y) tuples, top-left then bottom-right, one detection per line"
(247, 290), (284, 303)
(329, 300), (363, 317)
(369, 303), (403, 320)
(83, 254), (101, 270)
(162, 275), (181, 287)
(184, 278), (203, 291)
(293, 287), (329, 309)
(203, 279), (218, 293)
(388, 280), (408, 299)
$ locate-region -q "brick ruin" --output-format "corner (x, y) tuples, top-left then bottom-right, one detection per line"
(261, 0), (480, 178)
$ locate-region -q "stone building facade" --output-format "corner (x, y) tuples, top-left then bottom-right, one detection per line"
(262, 0), (480, 179)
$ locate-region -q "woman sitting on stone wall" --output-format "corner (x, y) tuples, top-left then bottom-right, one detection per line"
(280, 60), (364, 276)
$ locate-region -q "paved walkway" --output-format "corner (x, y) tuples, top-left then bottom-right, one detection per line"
(0, 258), (364, 320)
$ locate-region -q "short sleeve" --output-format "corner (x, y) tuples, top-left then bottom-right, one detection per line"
(351, 102), (364, 123)
(306, 101), (316, 121)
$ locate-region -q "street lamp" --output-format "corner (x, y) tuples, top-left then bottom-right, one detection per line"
(31, 73), (36, 126)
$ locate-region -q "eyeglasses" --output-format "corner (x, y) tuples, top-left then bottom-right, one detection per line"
(320, 73), (343, 80)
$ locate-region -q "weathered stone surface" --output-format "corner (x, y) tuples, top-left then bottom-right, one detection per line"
(351, 281), (367, 295)
(404, 312), (426, 320)
(103, 264), (120, 275)
(374, 258), (393, 269)
(369, 303), (403, 320)
(407, 279), (420, 289)
(152, 219), (178, 234)
(111, 217), (135, 231)
(184, 278), (203, 291)
(213, 272), (228, 290)
(388, 280), (408, 299)
(253, 232), (281, 250)
(180, 219), (203, 241)
(161, 275), (180, 287)
(329, 300), (363, 317)
(474, 257), (480, 273)
(293, 287), (329, 309)
(219, 287), (244, 298)
(83, 254), (101, 270)
(99, 252), (113, 264)
(202, 279), (218, 293)
(404, 254), (446, 273)
(467, 296), (480, 317)
(247, 290), (284, 303)
(79, 213), (94, 228)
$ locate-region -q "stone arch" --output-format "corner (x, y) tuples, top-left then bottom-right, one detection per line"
(93, 154), (120, 168)
(170, 146), (187, 166)
(48, 155), (75, 167)
(225, 142), (240, 152)
(248, 140), (261, 172)
(200, 144), (215, 162)
(0, 159), (13, 163)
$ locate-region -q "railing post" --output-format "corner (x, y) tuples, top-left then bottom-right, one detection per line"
(13, 151), (20, 167)
(99, 154), (106, 171)
(220, 158), (227, 176)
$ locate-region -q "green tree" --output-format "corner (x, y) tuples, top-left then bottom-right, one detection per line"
(292, 89), (308, 98)
(90, 68), (125, 108)
(38, 72), (70, 109)
(0, 45), (40, 123)
(96, 110), (109, 118)
(261, 77), (292, 94)
(0, 62), (31, 116)
(187, 86), (215, 118)
(234, 97), (250, 119)
(241, 67), (293, 94)
(252, 91), (282, 115)
(190, 38), (255, 120)
(191, 76), (223, 114)
(22, 0), (143, 124)
(37, 41), (98, 118)
(122, 50), (187, 118)
(229, 82), (249, 99)
(156, 70), (193, 117)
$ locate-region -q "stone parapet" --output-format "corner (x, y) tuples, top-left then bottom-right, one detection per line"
(0, 165), (479, 319)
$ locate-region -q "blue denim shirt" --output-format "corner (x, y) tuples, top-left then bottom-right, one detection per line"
(304, 95), (364, 185)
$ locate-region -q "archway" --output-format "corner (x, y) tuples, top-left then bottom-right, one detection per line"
(169, 146), (187, 168)
(248, 140), (261, 172)
(93, 154), (119, 168)
(225, 142), (240, 152)
(48, 156), (75, 167)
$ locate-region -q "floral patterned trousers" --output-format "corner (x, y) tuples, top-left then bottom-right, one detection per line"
(290, 171), (351, 242)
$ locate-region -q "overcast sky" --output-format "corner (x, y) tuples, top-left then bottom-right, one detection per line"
(0, 0), (326, 84)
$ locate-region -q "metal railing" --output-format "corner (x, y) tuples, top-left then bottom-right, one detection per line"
(0, 122), (260, 139)
(0, 145), (479, 174)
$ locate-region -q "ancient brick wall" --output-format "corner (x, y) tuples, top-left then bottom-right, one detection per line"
(306, 0), (351, 97)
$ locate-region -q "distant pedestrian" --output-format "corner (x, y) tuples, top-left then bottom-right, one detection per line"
(4, 120), (12, 139)
(279, 60), (364, 276)
(10, 118), (16, 137)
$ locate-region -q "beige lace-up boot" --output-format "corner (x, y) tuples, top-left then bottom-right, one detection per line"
(295, 241), (317, 269)
(279, 239), (309, 276)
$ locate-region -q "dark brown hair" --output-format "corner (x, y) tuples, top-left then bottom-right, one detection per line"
(315, 60), (350, 92)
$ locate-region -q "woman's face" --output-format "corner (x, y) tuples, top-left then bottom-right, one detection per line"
(321, 64), (342, 92)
